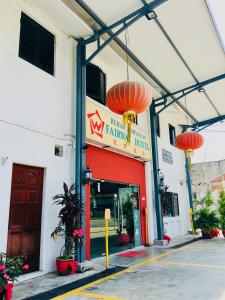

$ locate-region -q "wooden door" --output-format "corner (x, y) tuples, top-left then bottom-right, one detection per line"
(7, 164), (44, 272)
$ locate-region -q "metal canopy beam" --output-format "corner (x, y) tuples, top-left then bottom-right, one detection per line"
(75, 0), (197, 123)
(154, 73), (225, 102)
(75, 0), (169, 258)
(182, 114), (225, 132)
(82, 0), (167, 64)
(83, 0), (165, 45)
(156, 73), (225, 115)
(75, 0), (224, 246)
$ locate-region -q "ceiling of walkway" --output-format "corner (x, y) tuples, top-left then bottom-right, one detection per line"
(51, 0), (225, 124)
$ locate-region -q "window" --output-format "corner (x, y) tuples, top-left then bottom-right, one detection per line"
(55, 145), (63, 157)
(86, 63), (106, 105)
(161, 192), (179, 217)
(169, 124), (176, 146)
(19, 13), (55, 75)
(156, 115), (160, 137)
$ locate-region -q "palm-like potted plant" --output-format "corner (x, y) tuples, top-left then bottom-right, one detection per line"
(51, 183), (83, 275)
(218, 190), (225, 237)
(122, 195), (134, 243)
(193, 208), (219, 239)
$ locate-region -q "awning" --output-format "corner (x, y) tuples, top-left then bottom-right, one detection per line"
(69, 0), (225, 124)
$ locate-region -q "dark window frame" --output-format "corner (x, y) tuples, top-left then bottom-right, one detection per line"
(19, 12), (55, 75)
(169, 124), (176, 146)
(86, 63), (106, 105)
(161, 192), (179, 217)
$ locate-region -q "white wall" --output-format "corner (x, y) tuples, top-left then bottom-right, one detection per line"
(158, 109), (191, 237)
(0, 0), (76, 273)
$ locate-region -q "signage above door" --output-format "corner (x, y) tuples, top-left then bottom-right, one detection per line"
(86, 99), (151, 161)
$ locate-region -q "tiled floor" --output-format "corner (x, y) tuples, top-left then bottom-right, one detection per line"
(53, 238), (225, 300)
(12, 234), (199, 299)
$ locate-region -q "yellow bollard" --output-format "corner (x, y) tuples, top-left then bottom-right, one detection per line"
(190, 208), (195, 234)
(145, 208), (150, 246)
(105, 209), (111, 270)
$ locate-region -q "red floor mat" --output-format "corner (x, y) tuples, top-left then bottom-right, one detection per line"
(116, 250), (145, 258)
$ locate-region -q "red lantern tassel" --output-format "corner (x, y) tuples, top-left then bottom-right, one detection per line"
(123, 111), (136, 144)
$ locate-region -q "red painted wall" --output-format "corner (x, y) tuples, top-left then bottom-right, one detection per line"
(86, 145), (147, 260)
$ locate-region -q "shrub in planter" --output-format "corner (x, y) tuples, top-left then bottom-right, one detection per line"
(0, 253), (29, 300)
(122, 195), (134, 243)
(218, 190), (225, 237)
(51, 183), (83, 275)
(193, 208), (219, 239)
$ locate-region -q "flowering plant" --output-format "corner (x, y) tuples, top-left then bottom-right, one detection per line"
(0, 253), (29, 292)
(51, 183), (83, 260)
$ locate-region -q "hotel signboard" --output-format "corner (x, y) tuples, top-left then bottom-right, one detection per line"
(86, 99), (151, 161)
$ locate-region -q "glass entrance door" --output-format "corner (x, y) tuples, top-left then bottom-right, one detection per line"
(90, 180), (141, 258)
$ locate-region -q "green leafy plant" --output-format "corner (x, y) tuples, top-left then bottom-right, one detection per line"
(203, 191), (214, 208)
(218, 190), (225, 229)
(122, 194), (134, 240)
(0, 253), (28, 291)
(193, 208), (219, 232)
(194, 191), (214, 210)
(51, 183), (83, 260)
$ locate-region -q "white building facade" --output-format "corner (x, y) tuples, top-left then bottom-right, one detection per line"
(0, 0), (191, 277)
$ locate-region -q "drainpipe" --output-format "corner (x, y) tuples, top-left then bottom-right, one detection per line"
(76, 40), (86, 262)
(150, 103), (163, 240)
(185, 157), (194, 233)
(186, 158), (193, 210)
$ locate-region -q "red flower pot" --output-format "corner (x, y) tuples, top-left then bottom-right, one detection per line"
(163, 235), (172, 244)
(5, 284), (13, 300)
(117, 234), (130, 246)
(222, 230), (225, 237)
(210, 229), (220, 238)
(56, 258), (78, 275)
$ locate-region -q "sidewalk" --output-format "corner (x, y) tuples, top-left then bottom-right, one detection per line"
(13, 234), (199, 299)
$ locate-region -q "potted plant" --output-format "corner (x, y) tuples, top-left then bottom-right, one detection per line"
(0, 253), (29, 300)
(218, 190), (225, 237)
(122, 195), (134, 243)
(51, 183), (83, 275)
(193, 208), (219, 239)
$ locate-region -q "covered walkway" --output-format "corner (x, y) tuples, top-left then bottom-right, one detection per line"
(53, 238), (225, 300)
(13, 237), (225, 299)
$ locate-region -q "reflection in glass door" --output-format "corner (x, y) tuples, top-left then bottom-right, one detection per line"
(90, 180), (141, 258)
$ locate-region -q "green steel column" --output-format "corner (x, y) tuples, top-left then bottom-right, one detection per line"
(150, 103), (163, 240)
(76, 40), (86, 262)
(185, 157), (193, 210)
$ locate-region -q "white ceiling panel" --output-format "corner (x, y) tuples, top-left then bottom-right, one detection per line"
(118, 19), (196, 91)
(71, 0), (225, 123)
(179, 91), (218, 121)
(84, 0), (142, 25)
(204, 81), (225, 115)
(156, 0), (225, 81)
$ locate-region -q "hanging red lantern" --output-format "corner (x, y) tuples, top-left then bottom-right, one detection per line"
(175, 131), (204, 152)
(175, 131), (204, 167)
(106, 81), (152, 143)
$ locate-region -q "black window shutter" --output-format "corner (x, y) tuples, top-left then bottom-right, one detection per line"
(19, 13), (54, 75)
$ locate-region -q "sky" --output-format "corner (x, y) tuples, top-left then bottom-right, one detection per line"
(192, 0), (225, 164)
(192, 123), (225, 163)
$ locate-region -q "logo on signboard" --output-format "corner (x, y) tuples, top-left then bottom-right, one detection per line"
(87, 110), (105, 138)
